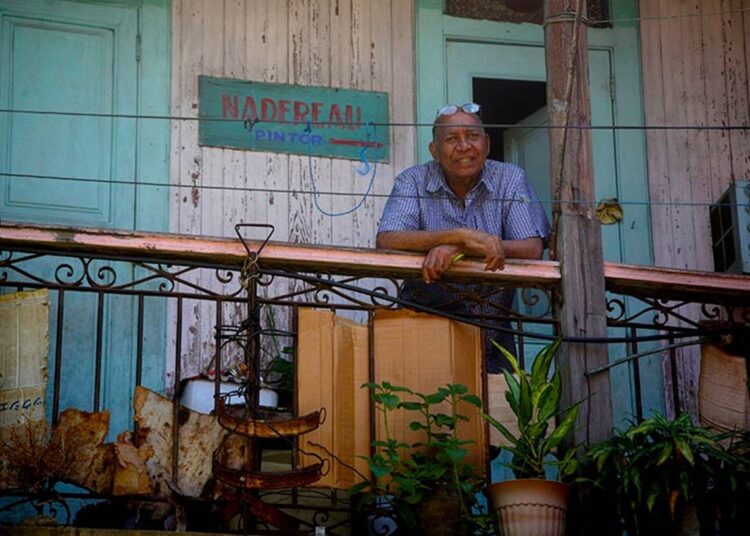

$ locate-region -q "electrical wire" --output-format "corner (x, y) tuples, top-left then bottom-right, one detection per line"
(1, 170), (747, 210)
(0, 108), (749, 131)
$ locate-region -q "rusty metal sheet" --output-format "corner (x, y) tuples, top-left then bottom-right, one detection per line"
(49, 408), (112, 494)
(133, 385), (230, 499)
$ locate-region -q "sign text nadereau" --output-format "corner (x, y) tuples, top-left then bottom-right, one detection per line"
(199, 76), (390, 162)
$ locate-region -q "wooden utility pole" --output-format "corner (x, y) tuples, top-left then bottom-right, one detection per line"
(544, 0), (613, 445)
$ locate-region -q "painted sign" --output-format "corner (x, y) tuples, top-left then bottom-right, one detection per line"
(198, 76), (390, 162)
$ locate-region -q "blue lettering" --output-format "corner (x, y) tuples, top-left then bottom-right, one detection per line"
(312, 135), (323, 145)
(271, 131), (285, 142)
(255, 129), (267, 140)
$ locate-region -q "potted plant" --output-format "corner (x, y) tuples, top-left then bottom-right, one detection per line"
(581, 412), (750, 535)
(481, 339), (581, 536)
(351, 381), (492, 535)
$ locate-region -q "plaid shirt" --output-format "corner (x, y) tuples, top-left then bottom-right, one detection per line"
(378, 159), (550, 372)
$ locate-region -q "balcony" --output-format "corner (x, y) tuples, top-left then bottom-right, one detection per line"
(1, 221), (748, 534)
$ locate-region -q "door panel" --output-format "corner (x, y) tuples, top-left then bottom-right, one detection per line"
(0, 0), (137, 227)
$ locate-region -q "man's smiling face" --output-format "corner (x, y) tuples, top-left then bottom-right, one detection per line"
(429, 111), (490, 191)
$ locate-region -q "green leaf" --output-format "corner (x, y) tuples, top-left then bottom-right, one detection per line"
(655, 442), (673, 466)
(461, 394), (483, 408)
(518, 373), (533, 428)
(530, 339), (560, 389)
(503, 370), (521, 417)
(536, 382), (557, 422)
(480, 411), (518, 445)
(369, 460), (392, 479)
(532, 382), (552, 414)
(409, 421), (427, 431)
(375, 393), (400, 410)
(524, 420), (548, 442)
(492, 339), (523, 378)
(399, 401), (422, 411)
(545, 404), (579, 449)
(674, 436), (695, 465)
(444, 446), (468, 463)
(424, 392), (448, 405)
(449, 383), (468, 395)
(434, 413), (455, 427)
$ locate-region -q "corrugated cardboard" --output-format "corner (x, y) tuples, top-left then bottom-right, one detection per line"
(297, 308), (488, 489)
(373, 309), (486, 473)
(0, 289), (48, 428)
(296, 309), (369, 488)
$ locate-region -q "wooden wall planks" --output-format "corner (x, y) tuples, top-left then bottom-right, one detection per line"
(639, 0), (750, 417)
(640, 0), (750, 272)
(169, 0), (416, 377)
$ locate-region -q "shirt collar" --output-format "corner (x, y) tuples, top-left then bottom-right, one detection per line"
(425, 160), (496, 196)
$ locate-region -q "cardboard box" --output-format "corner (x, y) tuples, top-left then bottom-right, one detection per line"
(296, 308), (487, 489)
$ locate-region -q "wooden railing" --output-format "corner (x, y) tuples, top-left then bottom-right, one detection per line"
(3, 222), (749, 301)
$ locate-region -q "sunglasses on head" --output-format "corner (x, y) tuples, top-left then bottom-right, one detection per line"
(435, 102), (481, 118)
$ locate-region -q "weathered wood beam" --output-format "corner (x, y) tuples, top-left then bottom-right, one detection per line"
(545, 0), (612, 444)
(0, 222), (560, 287)
(605, 262), (750, 305)
(2, 222), (749, 304)
(2, 222), (750, 304)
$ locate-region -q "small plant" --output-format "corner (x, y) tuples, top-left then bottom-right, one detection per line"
(583, 412), (750, 534)
(267, 350), (293, 392)
(481, 339), (580, 480)
(351, 381), (489, 531)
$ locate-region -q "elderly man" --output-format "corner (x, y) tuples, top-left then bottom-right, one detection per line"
(376, 103), (550, 372)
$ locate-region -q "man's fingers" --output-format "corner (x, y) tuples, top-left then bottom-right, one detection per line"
(484, 253), (505, 271)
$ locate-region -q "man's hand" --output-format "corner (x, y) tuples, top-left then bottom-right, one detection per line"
(459, 229), (506, 271)
(422, 244), (462, 283)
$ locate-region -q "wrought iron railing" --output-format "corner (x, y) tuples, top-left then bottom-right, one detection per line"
(0, 221), (748, 533)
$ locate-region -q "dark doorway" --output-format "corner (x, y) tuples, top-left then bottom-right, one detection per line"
(472, 78), (546, 162)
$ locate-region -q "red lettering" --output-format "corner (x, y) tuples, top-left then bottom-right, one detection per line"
(294, 101), (310, 123)
(278, 99), (290, 123)
(328, 104), (343, 127)
(222, 94), (239, 119)
(261, 98), (277, 121)
(343, 105), (362, 131)
(241, 96), (258, 120)
(312, 102), (323, 126)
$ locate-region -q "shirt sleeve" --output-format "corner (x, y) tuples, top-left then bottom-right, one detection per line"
(502, 168), (551, 244)
(377, 169), (421, 233)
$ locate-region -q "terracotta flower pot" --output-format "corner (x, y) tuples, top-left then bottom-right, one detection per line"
(485, 479), (570, 536)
